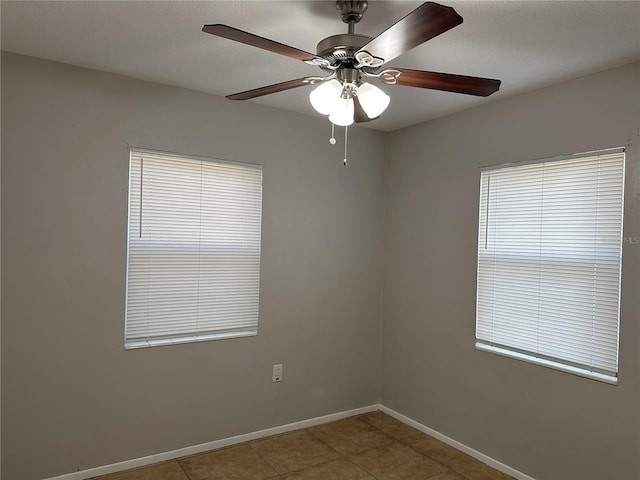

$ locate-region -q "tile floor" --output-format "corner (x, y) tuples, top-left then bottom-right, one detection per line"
(91, 411), (515, 480)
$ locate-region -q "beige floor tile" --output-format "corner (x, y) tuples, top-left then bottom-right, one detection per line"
(250, 430), (340, 474)
(349, 441), (448, 479)
(309, 417), (393, 455)
(179, 444), (278, 480)
(422, 447), (488, 475)
(359, 411), (420, 440)
(90, 461), (188, 480)
(403, 434), (514, 479)
(281, 458), (374, 479)
(403, 433), (451, 454)
(458, 464), (515, 480)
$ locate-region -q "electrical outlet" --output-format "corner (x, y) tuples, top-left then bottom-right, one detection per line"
(272, 364), (283, 382)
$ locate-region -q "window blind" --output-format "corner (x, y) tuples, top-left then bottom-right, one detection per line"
(125, 149), (263, 348)
(476, 150), (624, 382)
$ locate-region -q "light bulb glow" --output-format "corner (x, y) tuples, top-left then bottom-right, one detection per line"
(329, 97), (354, 127)
(356, 82), (390, 119)
(309, 79), (342, 115)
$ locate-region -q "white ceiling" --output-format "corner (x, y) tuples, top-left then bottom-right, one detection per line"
(2, 1), (639, 131)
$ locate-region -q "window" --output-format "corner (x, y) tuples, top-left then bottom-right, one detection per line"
(475, 149), (625, 383)
(125, 149), (263, 348)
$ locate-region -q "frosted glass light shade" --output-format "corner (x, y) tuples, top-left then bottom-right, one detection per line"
(329, 98), (354, 126)
(309, 79), (342, 115)
(357, 83), (390, 118)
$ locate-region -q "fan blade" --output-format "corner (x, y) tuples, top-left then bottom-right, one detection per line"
(353, 96), (377, 123)
(227, 77), (313, 100)
(357, 2), (463, 65)
(203, 24), (321, 63)
(395, 69), (501, 97)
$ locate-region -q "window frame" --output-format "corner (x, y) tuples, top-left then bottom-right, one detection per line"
(474, 148), (625, 384)
(124, 147), (263, 349)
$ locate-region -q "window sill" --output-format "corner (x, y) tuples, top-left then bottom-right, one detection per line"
(475, 342), (618, 385)
(125, 329), (258, 349)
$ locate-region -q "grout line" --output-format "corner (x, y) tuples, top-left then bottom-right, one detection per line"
(348, 413), (458, 479)
(246, 441), (281, 477)
(175, 459), (191, 480)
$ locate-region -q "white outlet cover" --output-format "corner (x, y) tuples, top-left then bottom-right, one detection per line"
(272, 364), (283, 382)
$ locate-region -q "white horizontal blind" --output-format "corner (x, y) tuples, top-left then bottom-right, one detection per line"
(476, 150), (624, 381)
(125, 149), (263, 348)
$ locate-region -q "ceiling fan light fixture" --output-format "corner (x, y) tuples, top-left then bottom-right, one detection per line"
(356, 82), (390, 118)
(207, 1), (501, 128)
(328, 97), (355, 126)
(309, 79), (343, 115)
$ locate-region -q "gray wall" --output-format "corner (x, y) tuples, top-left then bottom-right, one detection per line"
(383, 62), (640, 480)
(3, 50), (639, 480)
(1, 52), (384, 480)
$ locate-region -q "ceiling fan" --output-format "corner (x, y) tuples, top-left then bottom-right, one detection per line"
(202, 1), (501, 126)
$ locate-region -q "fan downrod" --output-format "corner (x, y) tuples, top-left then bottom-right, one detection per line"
(336, 1), (368, 34)
(316, 1), (372, 63)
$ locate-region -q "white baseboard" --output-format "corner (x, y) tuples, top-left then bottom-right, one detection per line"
(45, 405), (378, 480)
(379, 405), (536, 480)
(46, 403), (535, 480)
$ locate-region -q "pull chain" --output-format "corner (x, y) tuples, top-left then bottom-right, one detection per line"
(343, 125), (348, 166)
(329, 122), (336, 145)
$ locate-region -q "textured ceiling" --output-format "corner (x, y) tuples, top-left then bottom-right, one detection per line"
(2, 1), (639, 131)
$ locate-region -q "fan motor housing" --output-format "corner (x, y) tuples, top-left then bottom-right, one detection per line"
(336, 1), (368, 24)
(316, 34), (372, 64)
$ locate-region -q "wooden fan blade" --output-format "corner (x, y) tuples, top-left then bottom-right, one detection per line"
(227, 77), (313, 100)
(353, 96), (377, 123)
(357, 2), (463, 65)
(395, 69), (501, 97)
(203, 24), (321, 63)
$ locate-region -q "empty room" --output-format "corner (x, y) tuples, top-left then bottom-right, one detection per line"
(1, 1), (638, 480)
